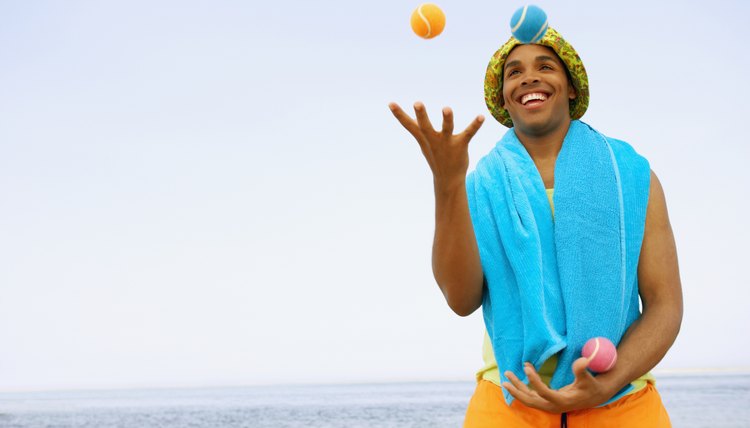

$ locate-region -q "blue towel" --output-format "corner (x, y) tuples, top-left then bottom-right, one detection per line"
(466, 120), (651, 406)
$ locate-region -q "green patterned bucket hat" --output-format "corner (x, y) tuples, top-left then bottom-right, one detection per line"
(485, 27), (589, 128)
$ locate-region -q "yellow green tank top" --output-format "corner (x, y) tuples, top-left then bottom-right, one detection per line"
(475, 189), (655, 394)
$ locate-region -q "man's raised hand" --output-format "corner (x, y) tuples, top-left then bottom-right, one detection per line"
(389, 102), (484, 187)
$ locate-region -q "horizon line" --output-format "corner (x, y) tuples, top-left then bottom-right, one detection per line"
(3, 367), (750, 395)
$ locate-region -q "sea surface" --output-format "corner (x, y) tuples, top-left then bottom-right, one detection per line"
(1, 374), (749, 427)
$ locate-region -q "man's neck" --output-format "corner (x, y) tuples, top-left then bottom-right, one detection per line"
(514, 120), (572, 163)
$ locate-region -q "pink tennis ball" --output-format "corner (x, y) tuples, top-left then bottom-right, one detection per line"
(582, 337), (618, 373)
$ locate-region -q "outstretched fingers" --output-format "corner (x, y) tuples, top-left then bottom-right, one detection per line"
(389, 102), (435, 164)
(503, 370), (556, 411)
(413, 102), (437, 135)
(460, 115), (485, 141)
(441, 107), (454, 135)
(503, 371), (536, 402)
(524, 363), (562, 404)
(388, 102), (421, 137)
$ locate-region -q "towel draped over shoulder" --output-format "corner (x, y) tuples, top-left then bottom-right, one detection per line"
(465, 120), (651, 406)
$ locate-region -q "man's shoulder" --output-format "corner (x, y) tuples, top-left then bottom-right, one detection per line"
(577, 122), (641, 155)
(598, 133), (649, 166)
(604, 135), (638, 152)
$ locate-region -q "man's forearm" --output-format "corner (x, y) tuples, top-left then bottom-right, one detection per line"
(596, 299), (683, 397)
(431, 178), (484, 316)
(595, 171), (684, 399)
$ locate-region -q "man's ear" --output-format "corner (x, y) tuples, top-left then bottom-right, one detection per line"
(568, 82), (577, 100)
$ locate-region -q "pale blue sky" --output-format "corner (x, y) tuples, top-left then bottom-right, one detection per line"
(1, 0), (749, 392)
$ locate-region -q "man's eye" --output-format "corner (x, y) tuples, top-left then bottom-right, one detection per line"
(540, 65), (553, 70)
(508, 70), (520, 77)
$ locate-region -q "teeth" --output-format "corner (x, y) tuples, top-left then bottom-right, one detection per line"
(521, 93), (548, 105)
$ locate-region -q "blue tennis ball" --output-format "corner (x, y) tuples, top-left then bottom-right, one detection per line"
(510, 5), (548, 43)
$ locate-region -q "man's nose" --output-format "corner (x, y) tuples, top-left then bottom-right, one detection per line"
(521, 73), (540, 86)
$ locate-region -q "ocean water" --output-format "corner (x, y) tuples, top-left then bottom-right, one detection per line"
(1, 374), (748, 427)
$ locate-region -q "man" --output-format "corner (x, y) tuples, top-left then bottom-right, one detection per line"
(389, 26), (682, 427)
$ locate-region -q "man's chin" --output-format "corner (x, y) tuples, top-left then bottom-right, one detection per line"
(510, 114), (569, 137)
(513, 117), (551, 134)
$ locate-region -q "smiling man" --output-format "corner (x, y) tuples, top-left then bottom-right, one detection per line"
(501, 47), (575, 143)
(389, 26), (682, 427)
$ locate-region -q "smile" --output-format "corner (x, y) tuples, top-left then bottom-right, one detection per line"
(519, 92), (549, 106)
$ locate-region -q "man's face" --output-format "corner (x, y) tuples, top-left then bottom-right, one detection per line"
(501, 44), (577, 136)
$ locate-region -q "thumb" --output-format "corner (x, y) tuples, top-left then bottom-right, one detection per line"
(461, 115), (485, 142)
(572, 357), (592, 380)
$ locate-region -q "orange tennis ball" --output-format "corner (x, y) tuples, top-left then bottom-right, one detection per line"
(410, 3), (446, 39)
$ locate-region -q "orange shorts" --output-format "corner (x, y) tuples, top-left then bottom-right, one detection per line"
(463, 380), (671, 428)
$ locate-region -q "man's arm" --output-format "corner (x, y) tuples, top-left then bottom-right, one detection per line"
(389, 102), (485, 316)
(432, 177), (484, 316)
(502, 170), (683, 412)
(594, 170), (684, 394)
